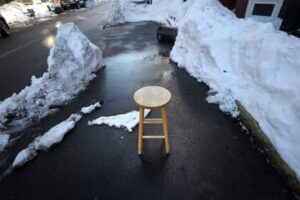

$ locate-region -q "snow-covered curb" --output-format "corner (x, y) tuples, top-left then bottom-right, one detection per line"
(0, 1), (56, 26)
(108, 0), (300, 181)
(88, 109), (151, 132)
(0, 23), (104, 135)
(12, 102), (101, 169)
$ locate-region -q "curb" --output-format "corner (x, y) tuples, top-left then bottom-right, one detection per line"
(237, 101), (300, 195)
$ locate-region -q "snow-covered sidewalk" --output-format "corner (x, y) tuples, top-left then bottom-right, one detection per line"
(108, 0), (300, 181)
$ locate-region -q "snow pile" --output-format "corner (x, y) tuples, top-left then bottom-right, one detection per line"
(0, 1), (56, 26)
(109, 0), (300, 180)
(0, 2), (30, 25)
(85, 0), (109, 8)
(12, 102), (101, 169)
(107, 0), (191, 27)
(0, 134), (9, 152)
(0, 23), (103, 133)
(34, 114), (82, 150)
(12, 144), (38, 169)
(12, 114), (81, 168)
(29, 3), (57, 19)
(88, 109), (151, 132)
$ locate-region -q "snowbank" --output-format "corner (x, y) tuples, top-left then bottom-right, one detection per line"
(0, 23), (103, 134)
(109, 0), (300, 180)
(107, 0), (190, 27)
(88, 109), (151, 132)
(0, 1), (56, 26)
(12, 102), (101, 169)
(85, 0), (109, 9)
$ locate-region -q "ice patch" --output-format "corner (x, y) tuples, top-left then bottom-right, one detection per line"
(0, 23), (103, 134)
(206, 90), (239, 117)
(80, 102), (101, 114)
(0, 134), (9, 152)
(12, 145), (37, 169)
(88, 109), (151, 132)
(33, 114), (82, 151)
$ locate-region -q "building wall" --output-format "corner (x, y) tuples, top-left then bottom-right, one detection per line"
(235, 0), (249, 18)
(219, 0), (237, 10)
(0, 0), (12, 6)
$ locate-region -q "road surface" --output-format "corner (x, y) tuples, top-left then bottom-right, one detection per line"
(0, 2), (297, 200)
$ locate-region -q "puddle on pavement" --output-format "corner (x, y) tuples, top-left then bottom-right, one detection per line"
(104, 49), (171, 66)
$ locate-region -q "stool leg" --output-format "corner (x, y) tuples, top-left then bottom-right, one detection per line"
(138, 107), (144, 155)
(161, 106), (170, 154)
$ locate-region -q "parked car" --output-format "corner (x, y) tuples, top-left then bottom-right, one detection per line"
(61, 0), (86, 10)
(0, 14), (10, 37)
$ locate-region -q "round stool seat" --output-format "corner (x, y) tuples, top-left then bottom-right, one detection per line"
(134, 86), (171, 109)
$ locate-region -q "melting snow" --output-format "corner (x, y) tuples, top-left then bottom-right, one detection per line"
(80, 102), (101, 114)
(88, 109), (151, 132)
(0, 134), (9, 152)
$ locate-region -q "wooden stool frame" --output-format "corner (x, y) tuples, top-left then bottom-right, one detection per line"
(134, 86), (171, 155)
(138, 106), (170, 155)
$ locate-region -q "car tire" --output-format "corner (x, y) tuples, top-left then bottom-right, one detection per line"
(0, 19), (10, 37)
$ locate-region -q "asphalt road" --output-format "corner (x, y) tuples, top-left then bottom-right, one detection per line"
(0, 2), (298, 200)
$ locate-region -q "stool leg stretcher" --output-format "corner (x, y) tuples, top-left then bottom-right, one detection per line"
(138, 107), (170, 155)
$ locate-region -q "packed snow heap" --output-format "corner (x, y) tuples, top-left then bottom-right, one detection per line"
(0, 1), (56, 26)
(108, 0), (300, 180)
(0, 23), (103, 134)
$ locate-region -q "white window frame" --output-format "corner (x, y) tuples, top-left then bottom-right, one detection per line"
(245, 0), (284, 21)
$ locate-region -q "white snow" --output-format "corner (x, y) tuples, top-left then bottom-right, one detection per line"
(0, 23), (103, 134)
(12, 144), (37, 169)
(0, 134), (9, 152)
(88, 109), (151, 132)
(85, 0), (109, 8)
(34, 114), (82, 150)
(80, 102), (101, 114)
(0, 1), (56, 26)
(12, 102), (100, 169)
(109, 0), (300, 180)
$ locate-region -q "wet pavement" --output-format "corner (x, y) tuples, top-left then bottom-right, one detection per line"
(0, 14), (298, 200)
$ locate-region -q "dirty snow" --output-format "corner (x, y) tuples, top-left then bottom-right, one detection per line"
(80, 102), (101, 114)
(109, 0), (300, 180)
(88, 109), (151, 132)
(0, 1), (56, 26)
(12, 102), (101, 169)
(0, 23), (103, 134)
(0, 134), (9, 152)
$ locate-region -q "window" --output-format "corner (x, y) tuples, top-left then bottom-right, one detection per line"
(252, 3), (275, 16)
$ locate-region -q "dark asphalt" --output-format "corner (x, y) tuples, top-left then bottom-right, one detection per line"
(0, 3), (298, 200)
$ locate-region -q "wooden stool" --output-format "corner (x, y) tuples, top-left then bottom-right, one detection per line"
(134, 86), (171, 155)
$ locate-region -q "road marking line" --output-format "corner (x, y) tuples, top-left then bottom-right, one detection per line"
(0, 37), (41, 59)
